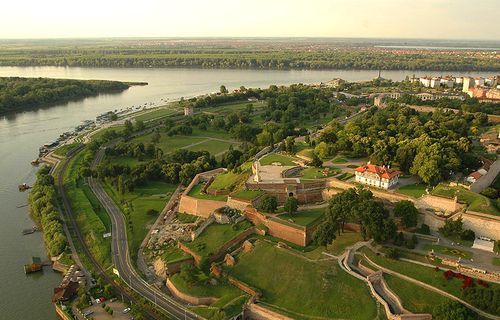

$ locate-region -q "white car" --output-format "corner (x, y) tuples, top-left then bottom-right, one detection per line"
(123, 307), (131, 314)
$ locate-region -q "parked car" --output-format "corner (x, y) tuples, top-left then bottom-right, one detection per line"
(123, 307), (131, 314)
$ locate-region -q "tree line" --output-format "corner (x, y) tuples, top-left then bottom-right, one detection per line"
(0, 48), (499, 71)
(0, 77), (129, 113)
(28, 166), (68, 257)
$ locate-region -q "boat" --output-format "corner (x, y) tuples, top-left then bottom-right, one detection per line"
(18, 183), (30, 191)
(22, 226), (38, 235)
(24, 257), (43, 274)
(31, 159), (40, 166)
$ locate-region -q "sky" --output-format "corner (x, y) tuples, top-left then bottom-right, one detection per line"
(0, 0), (499, 40)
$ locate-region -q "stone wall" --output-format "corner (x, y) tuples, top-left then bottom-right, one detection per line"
(247, 180), (325, 204)
(226, 196), (253, 211)
(166, 278), (217, 305)
(228, 276), (260, 298)
(208, 228), (256, 263)
(418, 194), (462, 213)
(178, 195), (227, 218)
(245, 303), (294, 320)
(460, 211), (500, 240)
(244, 208), (307, 246)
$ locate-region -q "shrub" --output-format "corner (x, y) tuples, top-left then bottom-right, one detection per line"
(146, 208), (159, 216)
(258, 195), (278, 213)
(418, 223), (430, 235)
(386, 248), (400, 259)
(460, 229), (475, 241)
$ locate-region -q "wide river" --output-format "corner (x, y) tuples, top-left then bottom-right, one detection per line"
(0, 66), (497, 319)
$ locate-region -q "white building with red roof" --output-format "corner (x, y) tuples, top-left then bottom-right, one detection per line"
(354, 163), (401, 189)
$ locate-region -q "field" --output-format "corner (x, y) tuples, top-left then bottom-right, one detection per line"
(383, 274), (450, 314)
(187, 183), (228, 201)
(397, 183), (428, 198)
(133, 107), (179, 122)
(184, 220), (253, 258)
(423, 244), (473, 259)
(300, 167), (340, 179)
(208, 171), (249, 193)
(160, 245), (192, 264)
(229, 241), (378, 319)
(278, 208), (325, 227)
(104, 180), (177, 261)
(53, 143), (82, 157)
(259, 153), (297, 166)
(304, 230), (364, 259)
(63, 150), (111, 266)
(431, 184), (499, 215)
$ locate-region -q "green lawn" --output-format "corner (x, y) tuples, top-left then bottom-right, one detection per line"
(229, 241), (378, 319)
(336, 172), (355, 181)
(423, 244), (473, 259)
(63, 150), (111, 266)
(53, 143), (82, 157)
(492, 257), (500, 266)
(304, 230), (363, 259)
(331, 156), (348, 164)
(230, 189), (265, 201)
(176, 212), (198, 224)
(134, 107), (178, 122)
(431, 183), (499, 215)
(161, 245), (192, 264)
(185, 139), (238, 158)
(208, 171), (248, 193)
(300, 167), (340, 179)
(361, 246), (500, 303)
(184, 220), (253, 258)
(384, 274), (450, 314)
(397, 183), (428, 198)
(104, 180), (177, 262)
(106, 155), (145, 167)
(259, 153), (297, 166)
(278, 208), (326, 227)
(187, 183), (228, 201)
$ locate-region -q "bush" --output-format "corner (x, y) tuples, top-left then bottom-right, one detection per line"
(146, 208), (159, 216)
(418, 223), (430, 235)
(405, 234), (418, 249)
(480, 187), (498, 199)
(386, 248), (400, 260)
(258, 195), (278, 213)
(439, 218), (463, 237)
(460, 229), (475, 241)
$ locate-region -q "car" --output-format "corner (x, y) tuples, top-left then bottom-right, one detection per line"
(83, 310), (94, 316)
(123, 307), (131, 314)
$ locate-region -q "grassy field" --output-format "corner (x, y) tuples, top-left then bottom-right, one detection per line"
(106, 155), (145, 167)
(331, 156), (348, 164)
(259, 153), (297, 166)
(431, 183), (499, 215)
(208, 171), (248, 193)
(384, 274), (450, 314)
(229, 241), (378, 319)
(104, 180), (177, 262)
(133, 107), (179, 122)
(278, 208), (325, 227)
(185, 139), (238, 158)
(304, 230), (364, 259)
(231, 189), (265, 201)
(53, 143), (82, 157)
(300, 167), (340, 179)
(161, 245), (192, 264)
(397, 183), (427, 198)
(63, 150), (111, 266)
(184, 220), (253, 258)
(187, 183), (228, 201)
(423, 244), (473, 259)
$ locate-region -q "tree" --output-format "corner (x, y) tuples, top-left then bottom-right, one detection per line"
(313, 221), (337, 247)
(259, 195), (278, 213)
(151, 130), (161, 143)
(220, 85), (228, 94)
(284, 197), (298, 215)
(394, 200), (419, 228)
(314, 141), (331, 159)
(179, 263), (197, 285)
(283, 136), (295, 153)
(124, 119), (133, 137)
(135, 119), (145, 131)
(439, 218), (463, 237)
(460, 229), (475, 241)
(310, 152), (323, 167)
(433, 301), (474, 320)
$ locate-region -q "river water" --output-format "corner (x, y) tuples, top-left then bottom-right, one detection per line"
(0, 66), (497, 319)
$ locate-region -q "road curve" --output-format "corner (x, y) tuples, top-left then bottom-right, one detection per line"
(56, 148), (163, 320)
(89, 149), (199, 320)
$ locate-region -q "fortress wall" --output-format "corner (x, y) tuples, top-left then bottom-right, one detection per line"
(178, 195), (226, 218)
(166, 278), (217, 306)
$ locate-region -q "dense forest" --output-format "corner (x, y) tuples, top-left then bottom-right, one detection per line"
(0, 47), (498, 71)
(316, 105), (489, 185)
(0, 77), (130, 113)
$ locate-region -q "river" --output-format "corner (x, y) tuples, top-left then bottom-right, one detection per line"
(0, 66), (497, 319)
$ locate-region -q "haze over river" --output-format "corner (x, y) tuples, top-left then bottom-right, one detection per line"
(0, 66), (497, 319)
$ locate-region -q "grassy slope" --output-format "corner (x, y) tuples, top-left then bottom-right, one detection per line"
(208, 171), (248, 192)
(278, 208), (325, 227)
(432, 183), (499, 215)
(187, 183), (228, 201)
(259, 153), (297, 166)
(230, 241), (378, 319)
(397, 183), (427, 198)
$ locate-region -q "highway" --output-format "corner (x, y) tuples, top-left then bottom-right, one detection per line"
(88, 149), (199, 320)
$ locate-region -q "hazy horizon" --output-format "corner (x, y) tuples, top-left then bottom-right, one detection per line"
(1, 0), (499, 40)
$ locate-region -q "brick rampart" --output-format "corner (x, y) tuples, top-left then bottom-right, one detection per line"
(166, 278), (217, 305)
(178, 195), (227, 218)
(208, 228), (256, 263)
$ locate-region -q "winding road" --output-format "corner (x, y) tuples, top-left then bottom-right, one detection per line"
(89, 149), (199, 320)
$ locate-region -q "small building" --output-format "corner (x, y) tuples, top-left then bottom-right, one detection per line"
(466, 171), (483, 184)
(24, 256), (43, 274)
(184, 105), (194, 117)
(419, 77), (432, 88)
(354, 164), (401, 189)
(52, 281), (79, 302)
(463, 77), (475, 92)
(440, 77), (454, 88)
(415, 92), (435, 101)
(430, 77), (441, 88)
(247, 97), (258, 102)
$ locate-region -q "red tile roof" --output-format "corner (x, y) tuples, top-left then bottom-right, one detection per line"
(468, 171), (482, 180)
(355, 164), (401, 180)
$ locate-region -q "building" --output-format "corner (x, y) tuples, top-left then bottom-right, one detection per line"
(466, 171), (483, 184)
(419, 77), (432, 88)
(415, 92), (435, 101)
(474, 77), (485, 87)
(440, 77), (454, 88)
(463, 77), (475, 92)
(184, 105), (194, 116)
(430, 77), (441, 88)
(354, 164), (401, 189)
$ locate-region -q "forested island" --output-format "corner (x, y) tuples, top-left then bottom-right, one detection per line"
(0, 38), (499, 71)
(0, 77), (135, 114)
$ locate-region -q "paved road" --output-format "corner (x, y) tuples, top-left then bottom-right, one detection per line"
(89, 149), (199, 320)
(56, 150), (163, 320)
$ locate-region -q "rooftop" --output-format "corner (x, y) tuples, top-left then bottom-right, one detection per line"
(355, 164), (400, 179)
